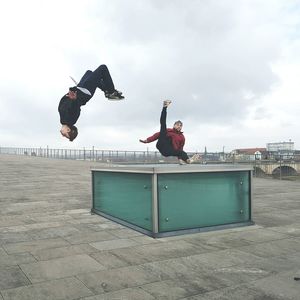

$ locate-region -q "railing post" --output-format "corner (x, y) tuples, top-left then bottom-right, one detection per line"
(279, 155), (282, 180)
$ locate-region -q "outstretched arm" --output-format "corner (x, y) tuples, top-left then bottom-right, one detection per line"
(139, 132), (160, 144)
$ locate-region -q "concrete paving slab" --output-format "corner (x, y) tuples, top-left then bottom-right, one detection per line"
(184, 231), (254, 250)
(63, 231), (117, 245)
(0, 232), (33, 245)
(20, 254), (106, 283)
(0, 266), (30, 290)
(129, 235), (161, 245)
(237, 237), (300, 258)
(130, 240), (205, 261)
(67, 215), (107, 225)
(140, 261), (229, 290)
(0, 217), (26, 228)
(76, 265), (170, 294)
(0, 222), (65, 234)
(0, 249), (36, 267)
(182, 283), (283, 300)
(140, 255), (206, 276)
(206, 265), (272, 286)
(141, 279), (205, 299)
(2, 238), (70, 254)
(227, 228), (290, 243)
(31, 244), (97, 261)
(81, 287), (155, 300)
(90, 251), (131, 269)
(175, 248), (263, 270)
(0, 277), (93, 300)
(248, 270), (300, 300)
(253, 213), (295, 227)
(90, 238), (139, 251)
(65, 208), (91, 215)
(29, 215), (74, 223)
(107, 228), (144, 239)
(284, 251), (300, 267)
(267, 223), (300, 237)
(72, 221), (124, 232)
(28, 225), (81, 240)
(241, 253), (300, 274)
(106, 246), (155, 265)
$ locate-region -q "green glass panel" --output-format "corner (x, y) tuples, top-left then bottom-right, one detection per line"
(158, 171), (250, 232)
(93, 172), (152, 231)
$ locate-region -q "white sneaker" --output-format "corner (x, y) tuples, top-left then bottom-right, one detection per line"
(189, 154), (200, 163)
(178, 159), (186, 165)
(163, 100), (172, 107)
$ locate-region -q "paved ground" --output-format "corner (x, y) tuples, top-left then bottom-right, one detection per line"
(0, 154), (300, 300)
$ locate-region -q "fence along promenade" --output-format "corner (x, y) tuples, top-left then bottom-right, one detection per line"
(0, 146), (179, 163)
(0, 146), (299, 179)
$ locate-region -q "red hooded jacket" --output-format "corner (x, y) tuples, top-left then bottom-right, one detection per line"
(145, 128), (185, 151)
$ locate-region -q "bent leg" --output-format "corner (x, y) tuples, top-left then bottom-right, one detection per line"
(78, 70), (93, 86)
(157, 146), (189, 161)
(78, 70), (97, 96)
(78, 65), (115, 96)
(92, 65), (115, 93)
(172, 150), (189, 161)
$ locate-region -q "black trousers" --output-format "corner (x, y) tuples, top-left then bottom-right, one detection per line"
(78, 64), (115, 97)
(156, 107), (189, 161)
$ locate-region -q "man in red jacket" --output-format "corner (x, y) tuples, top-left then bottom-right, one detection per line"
(140, 100), (199, 164)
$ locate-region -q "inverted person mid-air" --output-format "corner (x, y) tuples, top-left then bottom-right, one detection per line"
(58, 64), (124, 141)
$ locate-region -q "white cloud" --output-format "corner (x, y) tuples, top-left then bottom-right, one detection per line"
(0, 0), (300, 151)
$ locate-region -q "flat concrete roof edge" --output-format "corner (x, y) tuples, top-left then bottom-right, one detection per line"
(91, 164), (253, 174)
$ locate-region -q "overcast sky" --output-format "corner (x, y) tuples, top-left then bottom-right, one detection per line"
(0, 0), (299, 152)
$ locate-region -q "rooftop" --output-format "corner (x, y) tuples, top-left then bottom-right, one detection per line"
(0, 154), (299, 299)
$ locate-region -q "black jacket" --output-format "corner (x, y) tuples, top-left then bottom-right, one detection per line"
(58, 87), (91, 126)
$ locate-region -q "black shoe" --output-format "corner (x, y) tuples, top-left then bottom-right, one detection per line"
(105, 90), (124, 100)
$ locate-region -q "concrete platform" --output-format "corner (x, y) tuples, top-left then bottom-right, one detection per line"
(0, 154), (300, 300)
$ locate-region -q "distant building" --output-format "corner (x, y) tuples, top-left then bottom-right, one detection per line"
(231, 148), (267, 160)
(266, 141), (294, 152)
(267, 141), (294, 159)
(202, 152), (222, 161)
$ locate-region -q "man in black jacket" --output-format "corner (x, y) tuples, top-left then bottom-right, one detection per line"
(58, 64), (124, 141)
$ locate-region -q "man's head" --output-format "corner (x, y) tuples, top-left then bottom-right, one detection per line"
(60, 125), (78, 141)
(173, 120), (183, 132)
(67, 87), (77, 100)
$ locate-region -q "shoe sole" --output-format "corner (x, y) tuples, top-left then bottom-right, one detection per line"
(107, 98), (125, 101)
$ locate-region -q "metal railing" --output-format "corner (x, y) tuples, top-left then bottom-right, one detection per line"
(1, 146), (299, 180)
(0, 146), (181, 163)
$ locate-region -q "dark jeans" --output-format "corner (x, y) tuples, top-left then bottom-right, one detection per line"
(78, 64), (115, 97)
(156, 107), (189, 161)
